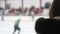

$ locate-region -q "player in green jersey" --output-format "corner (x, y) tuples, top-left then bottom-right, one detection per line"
(13, 19), (20, 34)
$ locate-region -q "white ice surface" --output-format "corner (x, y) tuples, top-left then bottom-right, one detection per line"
(0, 16), (49, 34)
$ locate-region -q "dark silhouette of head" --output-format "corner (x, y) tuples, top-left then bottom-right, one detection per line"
(35, 0), (60, 34)
(49, 0), (60, 18)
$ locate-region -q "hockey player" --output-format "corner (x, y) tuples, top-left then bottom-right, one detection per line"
(13, 19), (20, 34)
(31, 11), (35, 21)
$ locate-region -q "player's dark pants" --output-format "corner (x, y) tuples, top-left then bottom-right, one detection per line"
(13, 26), (20, 34)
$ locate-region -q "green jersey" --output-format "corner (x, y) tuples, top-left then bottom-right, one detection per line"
(15, 19), (20, 27)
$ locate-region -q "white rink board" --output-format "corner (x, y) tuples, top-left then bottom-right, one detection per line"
(0, 16), (49, 22)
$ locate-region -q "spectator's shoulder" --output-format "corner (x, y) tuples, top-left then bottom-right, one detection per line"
(35, 17), (46, 24)
(35, 17), (46, 33)
(36, 17), (45, 22)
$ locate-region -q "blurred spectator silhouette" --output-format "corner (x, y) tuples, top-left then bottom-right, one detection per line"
(0, 7), (3, 15)
(7, 8), (15, 16)
(44, 2), (51, 9)
(24, 8), (29, 16)
(0, 7), (2, 10)
(17, 7), (22, 14)
(35, 8), (43, 16)
(29, 6), (36, 16)
(35, 0), (60, 34)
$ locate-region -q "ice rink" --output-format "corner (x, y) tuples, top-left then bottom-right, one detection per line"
(0, 9), (49, 34)
(0, 16), (49, 34)
(0, 0), (52, 34)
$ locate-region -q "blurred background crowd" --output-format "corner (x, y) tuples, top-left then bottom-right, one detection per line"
(0, 0), (53, 16)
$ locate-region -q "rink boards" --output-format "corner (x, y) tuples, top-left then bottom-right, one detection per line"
(0, 16), (49, 22)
